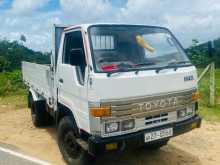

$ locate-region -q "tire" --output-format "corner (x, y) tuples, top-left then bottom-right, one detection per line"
(27, 92), (32, 108)
(57, 116), (94, 165)
(30, 99), (53, 127)
(142, 139), (169, 150)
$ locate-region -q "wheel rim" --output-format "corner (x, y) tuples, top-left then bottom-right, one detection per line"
(63, 131), (82, 159)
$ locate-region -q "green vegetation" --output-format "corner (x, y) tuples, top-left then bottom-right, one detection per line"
(0, 39), (50, 108)
(0, 70), (27, 109)
(0, 38), (49, 108)
(0, 39), (50, 71)
(0, 70), (25, 96)
(187, 38), (220, 67)
(0, 94), (27, 109)
(198, 68), (220, 121)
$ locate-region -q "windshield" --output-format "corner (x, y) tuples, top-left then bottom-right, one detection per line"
(89, 25), (190, 73)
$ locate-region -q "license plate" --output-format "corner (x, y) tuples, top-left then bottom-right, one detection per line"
(144, 128), (173, 143)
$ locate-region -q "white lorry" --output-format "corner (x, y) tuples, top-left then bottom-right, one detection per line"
(22, 23), (201, 165)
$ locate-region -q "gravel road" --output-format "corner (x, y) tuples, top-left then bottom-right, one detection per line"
(0, 103), (220, 165)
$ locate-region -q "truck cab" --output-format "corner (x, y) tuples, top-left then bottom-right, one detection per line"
(23, 23), (201, 165)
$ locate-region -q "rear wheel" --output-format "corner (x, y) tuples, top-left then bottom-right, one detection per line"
(58, 116), (94, 165)
(30, 95), (53, 127)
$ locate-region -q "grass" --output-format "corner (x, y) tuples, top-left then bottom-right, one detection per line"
(197, 68), (220, 121)
(199, 106), (220, 121)
(0, 94), (27, 109)
(0, 70), (25, 96)
(0, 70), (27, 109)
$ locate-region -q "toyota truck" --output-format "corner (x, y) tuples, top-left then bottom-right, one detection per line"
(22, 23), (202, 165)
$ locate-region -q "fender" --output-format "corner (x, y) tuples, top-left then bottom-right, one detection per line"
(56, 102), (80, 130)
(29, 88), (44, 101)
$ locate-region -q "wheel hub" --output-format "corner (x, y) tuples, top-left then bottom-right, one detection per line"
(63, 131), (82, 159)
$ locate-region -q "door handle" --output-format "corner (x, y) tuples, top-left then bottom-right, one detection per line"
(59, 78), (63, 83)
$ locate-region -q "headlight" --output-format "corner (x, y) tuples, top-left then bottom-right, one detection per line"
(122, 119), (135, 131)
(105, 122), (120, 133)
(177, 109), (187, 118)
(178, 105), (194, 119)
(186, 107), (194, 115)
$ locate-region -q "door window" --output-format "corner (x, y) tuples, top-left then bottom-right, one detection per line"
(63, 31), (86, 85)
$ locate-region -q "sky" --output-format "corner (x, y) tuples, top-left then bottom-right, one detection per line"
(0, 0), (220, 52)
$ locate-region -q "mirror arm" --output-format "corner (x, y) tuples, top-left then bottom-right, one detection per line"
(50, 50), (55, 72)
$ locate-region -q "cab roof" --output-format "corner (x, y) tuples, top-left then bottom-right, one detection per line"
(63, 23), (165, 32)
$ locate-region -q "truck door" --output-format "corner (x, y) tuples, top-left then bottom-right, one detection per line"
(57, 29), (89, 131)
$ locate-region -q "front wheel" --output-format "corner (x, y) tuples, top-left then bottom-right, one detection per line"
(57, 116), (94, 165)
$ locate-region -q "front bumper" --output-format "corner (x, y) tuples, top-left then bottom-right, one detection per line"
(88, 115), (201, 155)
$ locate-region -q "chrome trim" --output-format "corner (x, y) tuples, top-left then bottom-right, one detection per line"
(100, 88), (196, 105)
(102, 105), (187, 122)
(101, 89), (196, 121)
(143, 111), (177, 128)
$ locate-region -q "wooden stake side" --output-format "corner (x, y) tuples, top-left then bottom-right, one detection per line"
(197, 64), (211, 83)
(210, 62), (215, 106)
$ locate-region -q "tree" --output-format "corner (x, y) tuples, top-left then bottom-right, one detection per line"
(187, 39), (211, 67)
(0, 39), (50, 71)
(0, 56), (9, 72)
(20, 34), (26, 42)
(192, 39), (199, 47)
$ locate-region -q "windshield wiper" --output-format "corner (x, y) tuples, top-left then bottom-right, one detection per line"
(155, 61), (192, 73)
(106, 62), (157, 76)
(132, 62), (157, 75)
(168, 61), (191, 66)
(106, 68), (129, 77)
(168, 61), (191, 71)
(133, 62), (156, 67)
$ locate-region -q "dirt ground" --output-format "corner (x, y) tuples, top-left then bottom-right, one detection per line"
(0, 103), (220, 165)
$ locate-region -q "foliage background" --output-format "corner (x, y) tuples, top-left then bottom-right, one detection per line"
(0, 39), (50, 103)
(0, 39), (50, 72)
(186, 38), (220, 67)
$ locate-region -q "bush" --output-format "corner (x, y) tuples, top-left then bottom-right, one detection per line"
(0, 70), (25, 96)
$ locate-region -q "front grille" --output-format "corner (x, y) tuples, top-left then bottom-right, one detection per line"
(145, 113), (168, 126)
(101, 89), (196, 122)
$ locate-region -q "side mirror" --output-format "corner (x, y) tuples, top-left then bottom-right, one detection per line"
(69, 48), (84, 66)
(49, 51), (54, 71)
(208, 41), (215, 58)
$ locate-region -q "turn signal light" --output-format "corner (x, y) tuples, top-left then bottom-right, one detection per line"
(90, 106), (111, 117)
(105, 143), (118, 151)
(192, 92), (200, 101)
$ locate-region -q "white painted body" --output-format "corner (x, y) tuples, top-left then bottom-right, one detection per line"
(89, 66), (197, 101)
(22, 62), (53, 103)
(22, 23), (198, 138)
